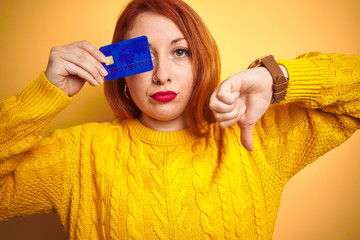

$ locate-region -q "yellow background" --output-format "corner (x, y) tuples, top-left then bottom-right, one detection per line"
(0, 0), (359, 239)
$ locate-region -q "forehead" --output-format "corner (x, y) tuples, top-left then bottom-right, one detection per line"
(125, 11), (185, 42)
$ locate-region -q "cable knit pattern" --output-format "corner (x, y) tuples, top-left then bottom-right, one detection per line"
(127, 134), (144, 239)
(0, 53), (359, 239)
(192, 138), (217, 239)
(76, 130), (94, 239)
(109, 128), (123, 239)
(148, 145), (168, 239)
(217, 130), (245, 239)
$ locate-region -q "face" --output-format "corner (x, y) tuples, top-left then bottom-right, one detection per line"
(125, 12), (194, 131)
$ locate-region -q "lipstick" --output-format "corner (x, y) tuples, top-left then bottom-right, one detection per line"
(151, 91), (177, 102)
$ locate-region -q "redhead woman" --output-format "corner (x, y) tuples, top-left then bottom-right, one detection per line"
(0, 0), (359, 239)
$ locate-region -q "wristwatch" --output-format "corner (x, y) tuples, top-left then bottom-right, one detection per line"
(248, 55), (288, 104)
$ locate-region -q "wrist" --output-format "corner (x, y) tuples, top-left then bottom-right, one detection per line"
(248, 55), (288, 103)
(257, 67), (276, 105)
(18, 72), (72, 118)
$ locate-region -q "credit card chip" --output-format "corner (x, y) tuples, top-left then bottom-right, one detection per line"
(105, 56), (114, 66)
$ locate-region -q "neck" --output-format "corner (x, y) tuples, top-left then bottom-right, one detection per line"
(139, 113), (189, 132)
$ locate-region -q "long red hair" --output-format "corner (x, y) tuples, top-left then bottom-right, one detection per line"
(104, 0), (221, 136)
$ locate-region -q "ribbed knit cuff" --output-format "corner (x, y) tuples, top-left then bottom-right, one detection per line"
(277, 58), (330, 104)
(17, 72), (72, 121)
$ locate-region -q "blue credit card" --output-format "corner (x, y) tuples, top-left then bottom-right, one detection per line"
(99, 36), (153, 81)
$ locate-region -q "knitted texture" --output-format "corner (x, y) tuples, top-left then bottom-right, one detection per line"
(0, 52), (359, 239)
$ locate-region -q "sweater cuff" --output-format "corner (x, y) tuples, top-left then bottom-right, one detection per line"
(277, 58), (330, 104)
(17, 72), (72, 120)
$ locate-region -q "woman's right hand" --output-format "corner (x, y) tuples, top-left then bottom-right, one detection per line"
(44, 41), (108, 97)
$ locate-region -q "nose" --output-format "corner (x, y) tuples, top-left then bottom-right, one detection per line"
(152, 55), (172, 84)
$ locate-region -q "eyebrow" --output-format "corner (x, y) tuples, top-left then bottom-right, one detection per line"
(148, 37), (186, 47)
(171, 37), (186, 44)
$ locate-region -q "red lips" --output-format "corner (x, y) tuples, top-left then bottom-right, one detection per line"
(151, 91), (177, 102)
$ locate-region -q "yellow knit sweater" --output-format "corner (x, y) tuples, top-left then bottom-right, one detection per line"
(0, 52), (359, 239)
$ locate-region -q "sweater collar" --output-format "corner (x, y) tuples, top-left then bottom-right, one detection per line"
(125, 119), (197, 146)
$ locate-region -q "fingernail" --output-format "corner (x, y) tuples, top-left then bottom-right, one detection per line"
(101, 68), (108, 76)
(100, 54), (106, 63)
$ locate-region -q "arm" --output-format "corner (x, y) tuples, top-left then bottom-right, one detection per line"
(0, 73), (72, 161)
(0, 73), (76, 220)
(210, 53), (358, 150)
(211, 52), (360, 178)
(0, 40), (107, 220)
(1, 39), (106, 165)
(259, 52), (360, 180)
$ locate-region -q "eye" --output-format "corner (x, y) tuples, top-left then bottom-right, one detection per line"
(174, 48), (191, 58)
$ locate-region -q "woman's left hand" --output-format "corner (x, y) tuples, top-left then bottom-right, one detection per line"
(209, 67), (273, 151)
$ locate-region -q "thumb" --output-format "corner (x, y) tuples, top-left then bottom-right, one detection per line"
(240, 124), (255, 151)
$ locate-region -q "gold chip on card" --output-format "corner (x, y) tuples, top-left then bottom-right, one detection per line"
(105, 56), (114, 66)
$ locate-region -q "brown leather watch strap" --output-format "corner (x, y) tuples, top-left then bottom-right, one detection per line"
(248, 55), (288, 103)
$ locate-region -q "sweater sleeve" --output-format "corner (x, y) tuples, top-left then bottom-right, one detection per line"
(255, 52), (360, 181)
(0, 72), (76, 220)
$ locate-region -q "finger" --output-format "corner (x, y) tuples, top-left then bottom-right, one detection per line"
(209, 86), (219, 107)
(214, 110), (240, 122)
(62, 61), (99, 86)
(240, 124), (255, 151)
(218, 117), (241, 129)
(210, 98), (236, 113)
(76, 47), (108, 77)
(210, 87), (237, 113)
(60, 49), (105, 83)
(214, 99), (246, 122)
(216, 79), (240, 105)
(70, 40), (107, 63)
(214, 103), (244, 122)
(217, 105), (246, 128)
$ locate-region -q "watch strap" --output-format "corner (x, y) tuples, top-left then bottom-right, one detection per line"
(248, 55), (288, 103)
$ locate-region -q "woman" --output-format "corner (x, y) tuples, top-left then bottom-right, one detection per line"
(0, 0), (359, 239)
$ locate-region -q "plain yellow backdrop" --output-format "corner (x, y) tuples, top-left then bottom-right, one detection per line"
(0, 0), (359, 239)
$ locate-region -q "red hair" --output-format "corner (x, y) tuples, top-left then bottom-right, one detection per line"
(104, 0), (221, 136)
